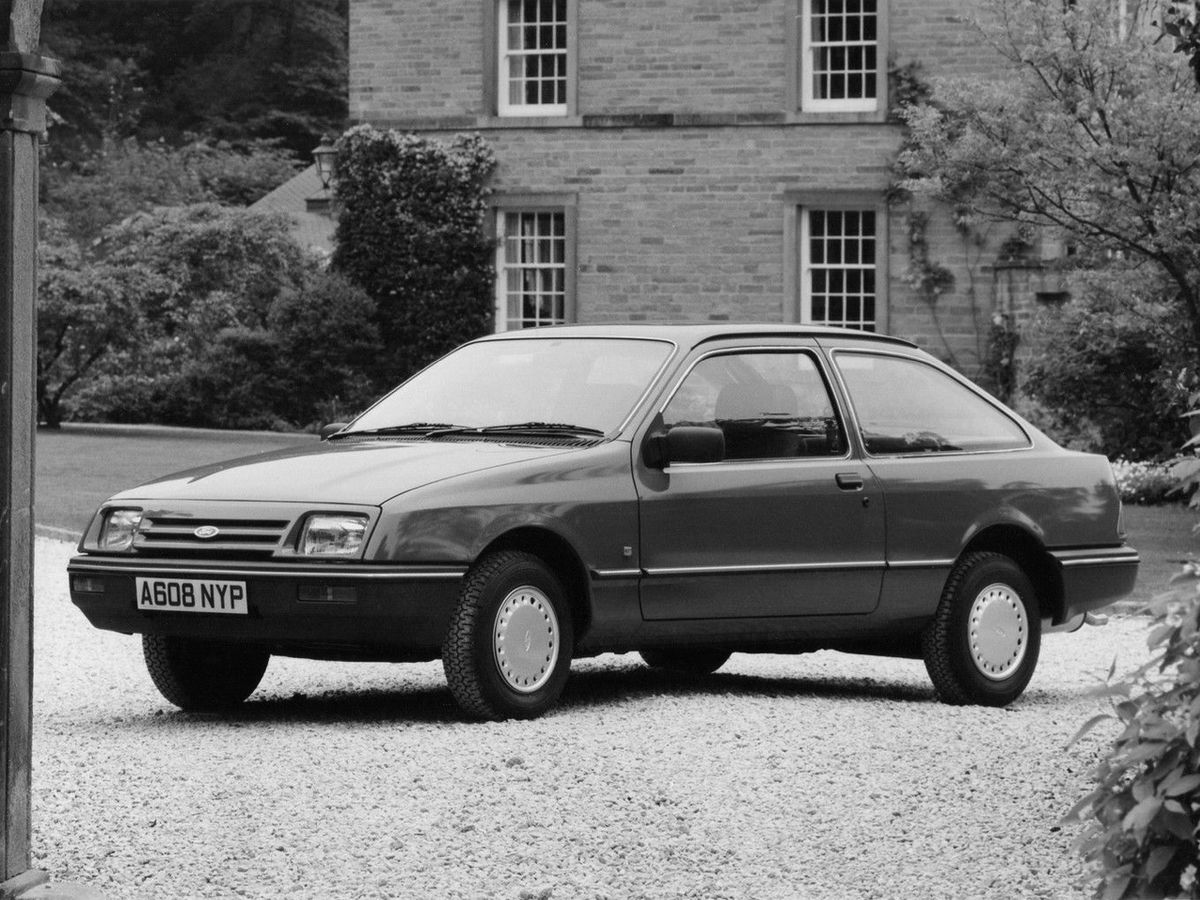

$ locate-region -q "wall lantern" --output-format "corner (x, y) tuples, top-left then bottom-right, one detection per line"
(312, 142), (337, 190)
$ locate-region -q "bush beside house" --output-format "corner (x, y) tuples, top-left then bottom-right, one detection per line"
(330, 125), (497, 386)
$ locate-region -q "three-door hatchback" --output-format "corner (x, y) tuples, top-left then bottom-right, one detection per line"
(68, 324), (1139, 719)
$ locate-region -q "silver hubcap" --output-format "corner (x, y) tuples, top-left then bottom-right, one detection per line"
(968, 582), (1028, 681)
(493, 586), (559, 693)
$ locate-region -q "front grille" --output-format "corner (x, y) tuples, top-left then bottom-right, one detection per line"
(135, 516), (291, 557)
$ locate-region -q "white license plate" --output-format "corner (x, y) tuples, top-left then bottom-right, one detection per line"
(135, 578), (248, 615)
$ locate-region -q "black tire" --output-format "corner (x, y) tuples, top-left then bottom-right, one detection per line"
(442, 551), (574, 721)
(921, 551), (1041, 707)
(639, 648), (731, 675)
(142, 635), (270, 711)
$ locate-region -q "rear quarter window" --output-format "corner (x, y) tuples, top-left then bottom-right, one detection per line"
(833, 351), (1030, 455)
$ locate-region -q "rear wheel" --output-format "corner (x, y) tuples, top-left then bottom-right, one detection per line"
(442, 551), (574, 720)
(639, 648), (731, 675)
(142, 635), (269, 711)
(921, 551), (1041, 707)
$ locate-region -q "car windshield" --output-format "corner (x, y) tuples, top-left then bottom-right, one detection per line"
(346, 337), (675, 436)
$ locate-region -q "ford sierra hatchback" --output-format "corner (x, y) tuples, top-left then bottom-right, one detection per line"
(68, 324), (1139, 720)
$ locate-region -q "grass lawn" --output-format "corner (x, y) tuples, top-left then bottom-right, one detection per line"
(1120, 503), (1197, 610)
(35, 423), (316, 536)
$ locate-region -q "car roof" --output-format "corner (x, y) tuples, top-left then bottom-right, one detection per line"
(479, 323), (918, 351)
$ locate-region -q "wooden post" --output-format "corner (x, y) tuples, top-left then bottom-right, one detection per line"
(0, 1), (58, 894)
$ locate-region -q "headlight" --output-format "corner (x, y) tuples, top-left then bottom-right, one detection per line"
(99, 509), (142, 552)
(298, 514), (368, 557)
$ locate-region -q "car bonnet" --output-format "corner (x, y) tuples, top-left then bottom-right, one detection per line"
(103, 439), (580, 506)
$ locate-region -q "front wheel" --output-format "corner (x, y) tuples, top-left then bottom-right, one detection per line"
(921, 551), (1041, 707)
(143, 635), (269, 711)
(442, 551), (574, 720)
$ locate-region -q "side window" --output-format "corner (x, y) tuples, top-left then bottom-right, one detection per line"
(834, 352), (1030, 454)
(662, 351), (846, 461)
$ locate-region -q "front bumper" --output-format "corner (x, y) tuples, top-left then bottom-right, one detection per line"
(67, 555), (467, 661)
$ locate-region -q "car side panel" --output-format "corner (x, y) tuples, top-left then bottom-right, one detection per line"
(864, 449), (1130, 619)
(371, 441), (640, 571)
(371, 441), (645, 649)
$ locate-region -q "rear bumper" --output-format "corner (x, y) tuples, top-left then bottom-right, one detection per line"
(1051, 545), (1140, 622)
(67, 555), (466, 660)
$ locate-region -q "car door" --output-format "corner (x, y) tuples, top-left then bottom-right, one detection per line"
(827, 347), (1041, 598)
(634, 344), (886, 620)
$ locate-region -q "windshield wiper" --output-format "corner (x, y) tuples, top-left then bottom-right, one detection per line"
(429, 421), (606, 438)
(329, 422), (466, 439)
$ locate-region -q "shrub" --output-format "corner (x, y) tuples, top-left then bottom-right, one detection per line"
(36, 219), (174, 428)
(331, 125), (496, 386)
(68, 205), (380, 430)
(1111, 458), (1193, 505)
(267, 270), (382, 428)
(1072, 403), (1200, 898)
(41, 138), (298, 243)
(1071, 559), (1200, 898)
(1022, 269), (1193, 461)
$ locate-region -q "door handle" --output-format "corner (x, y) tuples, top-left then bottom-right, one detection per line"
(835, 472), (864, 491)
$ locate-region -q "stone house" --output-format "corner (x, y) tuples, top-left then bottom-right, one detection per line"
(347, 0), (1065, 375)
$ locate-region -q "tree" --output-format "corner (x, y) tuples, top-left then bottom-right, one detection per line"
(1022, 266), (1194, 459)
(40, 137), (297, 244)
(56, 205), (379, 430)
(894, 0), (1200, 384)
(331, 126), (497, 385)
(35, 223), (167, 428)
(39, 0), (348, 162)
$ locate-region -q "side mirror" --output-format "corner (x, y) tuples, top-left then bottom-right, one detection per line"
(320, 422), (349, 440)
(644, 425), (725, 468)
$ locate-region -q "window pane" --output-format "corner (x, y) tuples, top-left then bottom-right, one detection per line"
(498, 210), (567, 331)
(804, 0), (878, 104)
(803, 207), (878, 331)
(835, 353), (1030, 454)
(662, 352), (846, 460)
(501, 0), (567, 113)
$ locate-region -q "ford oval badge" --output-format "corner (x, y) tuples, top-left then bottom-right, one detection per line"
(194, 525), (220, 540)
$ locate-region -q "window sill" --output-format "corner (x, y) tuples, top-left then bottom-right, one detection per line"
(787, 108), (888, 125)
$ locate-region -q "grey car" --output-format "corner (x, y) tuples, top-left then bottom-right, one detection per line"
(68, 324), (1139, 719)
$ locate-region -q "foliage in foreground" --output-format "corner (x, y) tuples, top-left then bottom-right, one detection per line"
(1071, 551), (1200, 898)
(332, 125), (497, 386)
(1071, 410), (1200, 898)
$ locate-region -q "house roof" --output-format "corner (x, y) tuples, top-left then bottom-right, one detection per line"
(249, 164), (336, 257)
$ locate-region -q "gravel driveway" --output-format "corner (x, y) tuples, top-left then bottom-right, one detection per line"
(31, 536), (1147, 899)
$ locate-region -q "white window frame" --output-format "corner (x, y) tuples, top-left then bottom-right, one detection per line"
(497, 0), (570, 117)
(798, 206), (880, 332)
(799, 0), (881, 113)
(495, 208), (572, 332)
